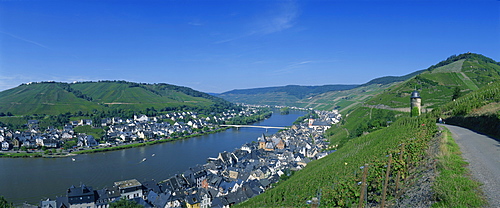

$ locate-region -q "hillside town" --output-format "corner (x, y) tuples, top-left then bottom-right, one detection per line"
(35, 109), (341, 208)
(0, 107), (264, 153)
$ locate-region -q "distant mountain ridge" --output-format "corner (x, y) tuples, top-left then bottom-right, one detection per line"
(217, 70), (427, 108)
(217, 53), (500, 112)
(237, 53), (500, 207)
(360, 69), (426, 86)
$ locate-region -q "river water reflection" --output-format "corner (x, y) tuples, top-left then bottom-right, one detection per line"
(0, 110), (304, 205)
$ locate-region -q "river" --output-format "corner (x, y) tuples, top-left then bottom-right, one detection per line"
(0, 110), (304, 205)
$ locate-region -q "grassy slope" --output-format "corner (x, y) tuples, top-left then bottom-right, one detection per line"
(297, 83), (396, 112)
(0, 83), (99, 115)
(366, 54), (500, 109)
(432, 128), (486, 207)
(430, 81), (500, 139)
(325, 107), (403, 149)
(218, 73), (422, 111)
(237, 118), (436, 207)
(239, 53), (499, 207)
(0, 81), (216, 116)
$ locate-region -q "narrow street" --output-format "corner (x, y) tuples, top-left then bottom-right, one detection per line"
(439, 124), (500, 207)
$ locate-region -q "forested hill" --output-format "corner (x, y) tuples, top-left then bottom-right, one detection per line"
(0, 80), (235, 116)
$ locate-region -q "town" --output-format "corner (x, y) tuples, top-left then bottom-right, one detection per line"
(0, 106), (268, 154)
(23, 109), (341, 208)
(0, 106), (342, 207)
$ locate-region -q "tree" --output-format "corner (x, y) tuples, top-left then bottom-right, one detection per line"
(452, 87), (462, 100)
(109, 198), (143, 208)
(63, 139), (77, 149)
(0, 196), (14, 208)
(411, 107), (420, 117)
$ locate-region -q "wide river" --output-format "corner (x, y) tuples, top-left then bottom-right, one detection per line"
(0, 110), (304, 205)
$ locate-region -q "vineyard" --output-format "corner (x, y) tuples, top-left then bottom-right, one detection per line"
(430, 81), (500, 139)
(432, 81), (500, 117)
(236, 117), (437, 207)
(325, 107), (401, 150)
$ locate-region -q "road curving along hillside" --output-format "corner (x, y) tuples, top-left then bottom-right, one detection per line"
(439, 124), (500, 207)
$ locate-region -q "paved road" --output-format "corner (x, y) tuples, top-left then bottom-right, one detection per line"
(439, 124), (500, 207)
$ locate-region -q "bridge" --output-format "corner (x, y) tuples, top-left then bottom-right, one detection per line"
(220, 125), (288, 132)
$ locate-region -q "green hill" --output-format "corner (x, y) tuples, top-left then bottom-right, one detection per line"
(217, 85), (359, 106)
(0, 81), (234, 116)
(217, 71), (426, 111)
(238, 53), (498, 207)
(296, 83), (395, 112)
(365, 53), (500, 110)
(431, 80), (500, 139)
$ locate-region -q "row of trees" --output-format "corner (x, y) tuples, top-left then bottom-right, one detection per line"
(58, 83), (93, 101)
(224, 108), (272, 125)
(0, 112), (14, 117)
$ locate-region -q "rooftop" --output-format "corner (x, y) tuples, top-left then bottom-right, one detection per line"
(114, 179), (142, 189)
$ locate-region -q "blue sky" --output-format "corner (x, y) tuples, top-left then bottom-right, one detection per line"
(0, 0), (498, 93)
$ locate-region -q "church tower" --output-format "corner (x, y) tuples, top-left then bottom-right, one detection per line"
(410, 90), (421, 116)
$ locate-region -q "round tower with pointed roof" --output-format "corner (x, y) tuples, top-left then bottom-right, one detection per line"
(410, 90), (421, 116)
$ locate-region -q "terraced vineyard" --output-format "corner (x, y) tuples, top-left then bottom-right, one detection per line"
(238, 53), (499, 207)
(365, 53), (500, 110)
(0, 81), (233, 116)
(237, 117), (436, 207)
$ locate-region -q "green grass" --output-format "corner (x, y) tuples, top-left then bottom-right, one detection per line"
(432, 128), (486, 207)
(0, 152), (43, 158)
(0, 81), (221, 116)
(73, 125), (105, 139)
(299, 83), (394, 112)
(325, 107), (402, 149)
(237, 117), (436, 207)
(431, 59), (464, 73)
(0, 117), (27, 127)
(429, 81), (500, 139)
(456, 72), (479, 90)
(366, 54), (500, 109)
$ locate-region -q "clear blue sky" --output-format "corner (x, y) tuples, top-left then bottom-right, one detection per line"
(1, 0), (498, 93)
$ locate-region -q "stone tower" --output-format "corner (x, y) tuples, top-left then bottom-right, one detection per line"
(410, 90), (421, 116)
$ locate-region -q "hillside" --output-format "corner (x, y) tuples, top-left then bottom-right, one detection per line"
(0, 81), (234, 116)
(217, 85), (359, 106)
(328, 53), (500, 148)
(217, 71), (426, 111)
(431, 80), (500, 139)
(365, 53), (500, 110)
(296, 83), (395, 112)
(238, 53), (498, 207)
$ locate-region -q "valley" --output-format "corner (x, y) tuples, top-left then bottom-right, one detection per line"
(0, 53), (499, 207)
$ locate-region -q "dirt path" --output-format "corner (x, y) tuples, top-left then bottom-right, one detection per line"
(439, 124), (500, 207)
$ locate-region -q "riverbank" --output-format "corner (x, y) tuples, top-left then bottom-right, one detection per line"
(0, 127), (231, 158)
(73, 127), (230, 154)
(0, 109), (302, 205)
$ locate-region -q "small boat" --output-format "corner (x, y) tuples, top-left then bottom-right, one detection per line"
(72, 158), (76, 162)
(141, 158), (147, 162)
(152, 154), (155, 157)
